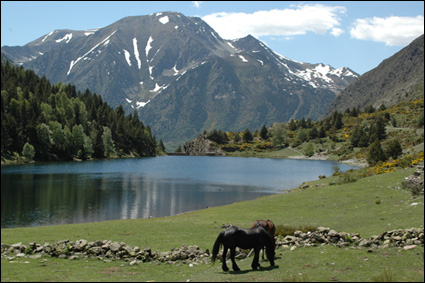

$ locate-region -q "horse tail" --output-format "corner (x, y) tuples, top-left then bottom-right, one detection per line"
(212, 231), (225, 263)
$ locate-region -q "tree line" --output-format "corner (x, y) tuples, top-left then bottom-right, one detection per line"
(200, 102), (414, 166)
(1, 61), (157, 162)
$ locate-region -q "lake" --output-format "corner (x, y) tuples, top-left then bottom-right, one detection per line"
(1, 156), (358, 228)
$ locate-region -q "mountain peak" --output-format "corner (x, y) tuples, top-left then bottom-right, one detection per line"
(1, 11), (358, 148)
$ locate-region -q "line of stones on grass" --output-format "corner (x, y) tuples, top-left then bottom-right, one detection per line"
(276, 227), (424, 251)
(1, 227), (423, 265)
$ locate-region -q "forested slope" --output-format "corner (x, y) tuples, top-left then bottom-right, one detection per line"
(1, 61), (157, 163)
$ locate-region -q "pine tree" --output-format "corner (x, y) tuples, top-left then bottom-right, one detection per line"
(243, 128), (253, 143)
(367, 139), (386, 166)
(385, 140), (403, 160)
(102, 126), (115, 158)
(260, 125), (268, 140)
(159, 139), (166, 152)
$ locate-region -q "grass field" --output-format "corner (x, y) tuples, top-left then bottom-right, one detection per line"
(1, 166), (424, 281)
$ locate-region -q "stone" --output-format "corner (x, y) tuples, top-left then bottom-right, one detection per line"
(403, 245), (417, 250)
(109, 242), (121, 252)
(316, 227), (330, 234)
(88, 247), (102, 255)
(129, 260), (137, 266)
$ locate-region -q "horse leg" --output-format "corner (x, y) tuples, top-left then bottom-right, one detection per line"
(221, 246), (229, 272)
(252, 248), (260, 270)
(230, 247), (240, 272)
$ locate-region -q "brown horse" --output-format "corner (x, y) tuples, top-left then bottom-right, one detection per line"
(251, 220), (275, 259)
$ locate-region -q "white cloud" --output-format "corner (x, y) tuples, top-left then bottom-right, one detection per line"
(201, 4), (346, 40)
(350, 15), (424, 46)
(331, 28), (345, 37)
(192, 1), (203, 9)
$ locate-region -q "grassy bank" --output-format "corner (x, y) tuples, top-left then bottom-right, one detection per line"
(1, 166), (423, 281)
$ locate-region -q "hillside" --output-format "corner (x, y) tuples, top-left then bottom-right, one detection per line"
(1, 11), (357, 149)
(326, 34), (424, 115)
(185, 98), (424, 172)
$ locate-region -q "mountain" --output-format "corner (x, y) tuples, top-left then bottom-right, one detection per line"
(1, 11), (358, 148)
(326, 34), (424, 115)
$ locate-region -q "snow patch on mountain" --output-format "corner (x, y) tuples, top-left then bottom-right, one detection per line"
(133, 38), (142, 69)
(149, 83), (168, 93)
(173, 64), (179, 75)
(238, 55), (248, 62)
(67, 30), (117, 76)
(149, 66), (154, 80)
(123, 49), (132, 66)
(159, 16), (169, 24)
(145, 36), (154, 57)
(136, 100), (150, 108)
(56, 33), (73, 44)
(42, 31), (55, 42)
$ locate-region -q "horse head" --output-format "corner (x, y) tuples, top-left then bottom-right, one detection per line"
(264, 230), (276, 266)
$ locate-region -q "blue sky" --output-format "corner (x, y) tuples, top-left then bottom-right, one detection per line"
(1, 1), (423, 74)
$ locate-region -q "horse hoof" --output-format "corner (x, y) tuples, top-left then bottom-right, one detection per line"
(222, 267), (229, 272)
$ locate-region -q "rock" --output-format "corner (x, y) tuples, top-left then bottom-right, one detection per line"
(88, 247), (102, 255)
(184, 134), (226, 156)
(29, 254), (42, 259)
(284, 236), (296, 243)
(316, 227), (330, 234)
(123, 245), (136, 257)
(313, 234), (327, 243)
(129, 260), (137, 266)
(403, 245), (417, 250)
(109, 242), (121, 252)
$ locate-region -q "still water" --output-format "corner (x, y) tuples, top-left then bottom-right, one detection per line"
(1, 156), (357, 228)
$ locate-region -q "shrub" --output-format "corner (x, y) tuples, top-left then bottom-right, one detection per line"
(22, 142), (35, 161)
(401, 180), (424, 196)
(338, 170), (359, 183)
(304, 143), (314, 157)
(417, 111), (424, 128)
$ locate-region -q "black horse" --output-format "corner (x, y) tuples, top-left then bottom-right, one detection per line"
(212, 225), (275, 272)
(252, 219), (276, 260)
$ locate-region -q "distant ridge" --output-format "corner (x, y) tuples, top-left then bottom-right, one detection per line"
(325, 34), (424, 115)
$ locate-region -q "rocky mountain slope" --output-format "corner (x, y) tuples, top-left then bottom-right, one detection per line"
(326, 34), (424, 115)
(1, 11), (358, 148)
